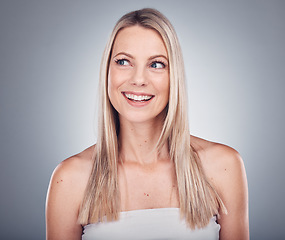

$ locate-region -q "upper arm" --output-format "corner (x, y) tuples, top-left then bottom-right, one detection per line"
(45, 158), (86, 240)
(213, 146), (249, 240)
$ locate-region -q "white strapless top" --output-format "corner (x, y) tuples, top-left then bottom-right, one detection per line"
(82, 208), (220, 240)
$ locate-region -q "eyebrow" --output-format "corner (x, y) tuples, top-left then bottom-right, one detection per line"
(113, 52), (168, 61)
(149, 54), (168, 61)
(113, 52), (134, 59)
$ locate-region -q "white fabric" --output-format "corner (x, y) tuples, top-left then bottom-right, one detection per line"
(82, 208), (220, 240)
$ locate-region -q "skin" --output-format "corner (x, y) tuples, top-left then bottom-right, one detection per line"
(46, 26), (249, 239)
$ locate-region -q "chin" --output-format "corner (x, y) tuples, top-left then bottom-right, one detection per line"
(123, 115), (156, 124)
(120, 109), (167, 125)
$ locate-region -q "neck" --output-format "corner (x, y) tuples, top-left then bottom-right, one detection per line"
(118, 116), (169, 165)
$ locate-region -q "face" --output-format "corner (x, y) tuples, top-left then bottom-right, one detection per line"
(108, 25), (170, 124)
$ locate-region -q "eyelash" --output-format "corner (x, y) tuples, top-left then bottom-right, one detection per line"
(114, 58), (167, 69)
(151, 61), (166, 69)
(114, 58), (129, 66)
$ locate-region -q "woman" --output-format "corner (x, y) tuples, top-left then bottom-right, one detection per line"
(46, 8), (249, 240)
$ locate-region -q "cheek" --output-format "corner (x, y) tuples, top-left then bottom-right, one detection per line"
(161, 76), (170, 103)
(154, 73), (170, 97)
(108, 67), (119, 97)
(108, 66), (127, 90)
(107, 66), (127, 109)
(107, 70), (116, 107)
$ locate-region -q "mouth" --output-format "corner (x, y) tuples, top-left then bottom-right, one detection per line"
(122, 92), (154, 102)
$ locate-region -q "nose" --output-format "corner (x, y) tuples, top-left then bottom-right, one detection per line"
(129, 66), (148, 86)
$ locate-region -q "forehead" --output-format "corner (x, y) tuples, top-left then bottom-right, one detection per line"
(112, 26), (168, 57)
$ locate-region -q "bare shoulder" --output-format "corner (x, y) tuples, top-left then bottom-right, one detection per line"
(52, 145), (95, 183)
(191, 135), (249, 239)
(47, 144), (95, 207)
(190, 135), (245, 182)
(46, 145), (95, 239)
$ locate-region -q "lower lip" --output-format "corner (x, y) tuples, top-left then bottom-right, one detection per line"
(122, 93), (154, 107)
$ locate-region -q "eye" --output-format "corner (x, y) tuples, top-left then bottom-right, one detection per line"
(150, 61), (165, 69)
(115, 59), (130, 66)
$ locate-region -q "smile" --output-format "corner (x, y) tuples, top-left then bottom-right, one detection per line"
(122, 92), (154, 102)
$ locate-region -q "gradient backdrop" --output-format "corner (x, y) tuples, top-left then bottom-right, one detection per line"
(1, 1), (284, 239)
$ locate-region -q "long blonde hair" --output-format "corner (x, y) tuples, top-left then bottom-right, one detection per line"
(78, 8), (226, 229)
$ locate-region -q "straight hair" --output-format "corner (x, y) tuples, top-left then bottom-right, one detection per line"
(78, 8), (226, 229)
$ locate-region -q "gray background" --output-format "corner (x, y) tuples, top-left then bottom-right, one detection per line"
(0, 0), (284, 239)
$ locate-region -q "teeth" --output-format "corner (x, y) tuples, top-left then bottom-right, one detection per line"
(124, 93), (152, 101)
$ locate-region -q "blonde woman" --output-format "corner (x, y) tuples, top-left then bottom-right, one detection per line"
(46, 8), (249, 240)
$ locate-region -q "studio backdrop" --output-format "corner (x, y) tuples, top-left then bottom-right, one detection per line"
(0, 1), (284, 239)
